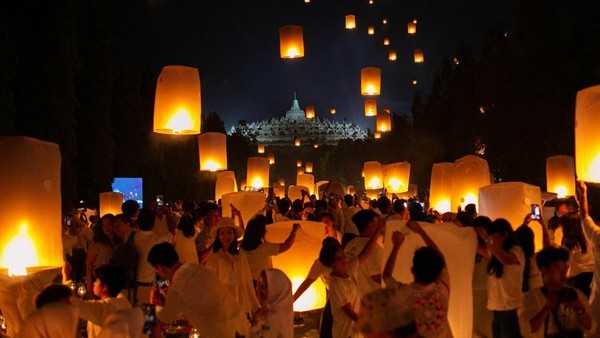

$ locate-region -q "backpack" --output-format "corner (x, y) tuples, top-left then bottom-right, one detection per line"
(109, 231), (138, 290)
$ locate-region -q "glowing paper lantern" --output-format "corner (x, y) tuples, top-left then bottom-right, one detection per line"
(99, 192), (125, 218)
(407, 22), (416, 34)
(389, 50), (397, 61)
(0, 137), (63, 277)
(575, 85), (600, 182)
(364, 161), (383, 189)
(197, 132), (227, 171)
(221, 192), (266, 227)
(313, 144), (319, 148)
(361, 67), (381, 96)
(267, 153), (275, 165)
(288, 186), (309, 202)
(297, 167), (305, 175)
(546, 155), (575, 198)
(382, 18), (388, 24)
(153, 66), (201, 135)
(412, 79), (418, 85)
(365, 189), (380, 200)
(374, 132), (381, 139)
(297, 160), (302, 167)
(305, 162), (313, 173)
(295, 137), (301, 147)
(247, 157), (270, 190)
(258, 144), (265, 154)
(279, 25), (304, 59)
(361, 169), (365, 178)
(383, 38), (390, 46)
(429, 162), (454, 213)
(315, 181), (329, 197)
(266, 221), (327, 311)
(383, 162), (411, 193)
(376, 109), (391, 132)
(278, 178), (286, 186)
(305, 106), (315, 119)
(215, 171), (238, 201)
(368, 26), (375, 35)
(273, 182), (285, 198)
(414, 49), (424, 63)
(297, 174), (315, 195)
(364, 99), (377, 117)
(450, 155), (491, 211)
(330, 107), (336, 114)
(347, 185), (356, 195)
(479, 182), (544, 252)
(345, 15), (356, 29)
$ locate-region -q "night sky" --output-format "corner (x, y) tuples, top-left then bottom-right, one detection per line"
(109, 0), (519, 130)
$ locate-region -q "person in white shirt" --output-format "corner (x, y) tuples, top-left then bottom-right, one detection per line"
(343, 194), (360, 235)
(172, 215), (200, 264)
(251, 269), (294, 338)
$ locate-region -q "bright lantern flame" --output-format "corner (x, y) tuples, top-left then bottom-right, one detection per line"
(555, 186), (567, 198)
(166, 109), (192, 134)
(388, 179), (405, 192)
(435, 200), (451, 213)
(365, 85), (376, 95)
(291, 276), (327, 312)
(2, 225), (38, 277)
(286, 48), (299, 58)
(203, 160), (220, 172)
(251, 178), (264, 189)
(462, 193), (477, 208)
(368, 178), (381, 189)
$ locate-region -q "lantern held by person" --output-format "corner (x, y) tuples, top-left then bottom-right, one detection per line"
(361, 67), (381, 96)
(297, 174), (315, 195)
(99, 192), (125, 218)
(215, 171), (238, 201)
(247, 157), (270, 190)
(450, 155), (491, 211)
(429, 162), (454, 213)
(364, 161), (384, 190)
(575, 85), (600, 182)
(153, 66), (201, 135)
(197, 132), (227, 171)
(546, 155), (575, 198)
(383, 162), (411, 193)
(279, 25), (304, 59)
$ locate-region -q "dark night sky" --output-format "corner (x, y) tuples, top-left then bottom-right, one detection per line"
(109, 0), (519, 130)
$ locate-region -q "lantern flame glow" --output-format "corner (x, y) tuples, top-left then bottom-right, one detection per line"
(166, 109), (193, 134)
(2, 224), (38, 277)
(435, 200), (451, 214)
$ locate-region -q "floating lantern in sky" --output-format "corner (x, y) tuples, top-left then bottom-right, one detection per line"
(297, 160), (302, 167)
(100, 192), (125, 217)
(368, 26), (375, 35)
(369, 0), (373, 4)
(412, 79), (418, 85)
(294, 137), (301, 147)
(407, 22), (417, 34)
(279, 25), (304, 59)
(361, 168), (365, 178)
(364, 161), (383, 189)
(305, 162), (314, 173)
(451, 155), (491, 211)
(364, 99), (377, 117)
(347, 185), (356, 195)
(383, 38), (390, 46)
(479, 106), (486, 114)
(198, 132), (227, 171)
(215, 171), (238, 201)
(374, 132), (381, 139)
(575, 85), (600, 182)
(0, 137), (63, 277)
(297, 167), (305, 175)
(257, 144), (265, 154)
(389, 50), (397, 61)
(153, 65), (201, 135)
(345, 15), (356, 29)
(330, 107), (336, 114)
(429, 162), (454, 213)
(297, 174), (315, 195)
(382, 18), (388, 24)
(414, 49), (424, 63)
(305, 106), (315, 119)
(273, 181), (285, 198)
(361, 67), (381, 96)
(267, 153), (275, 165)
(384, 162), (411, 193)
(413, 18), (418, 24)
(304, 0), (310, 3)
(376, 109), (391, 132)
(313, 144), (319, 148)
(247, 157), (270, 190)
(546, 155), (575, 198)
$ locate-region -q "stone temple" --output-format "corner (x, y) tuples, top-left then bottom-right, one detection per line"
(228, 95), (367, 146)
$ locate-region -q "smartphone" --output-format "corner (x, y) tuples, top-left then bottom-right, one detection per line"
(156, 274), (167, 289)
(156, 195), (164, 207)
(531, 204), (541, 220)
(141, 303), (156, 334)
(65, 215), (72, 227)
(267, 187), (275, 207)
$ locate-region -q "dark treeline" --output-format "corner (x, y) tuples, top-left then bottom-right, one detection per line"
(1, 0), (599, 209)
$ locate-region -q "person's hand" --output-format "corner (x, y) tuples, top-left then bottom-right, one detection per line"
(474, 226), (488, 240)
(577, 180), (587, 194)
(251, 306), (269, 325)
(563, 295), (586, 314)
(391, 231), (405, 247)
(150, 286), (160, 305)
(523, 213), (532, 225)
(292, 223), (301, 232)
(62, 261), (72, 283)
(406, 220), (423, 233)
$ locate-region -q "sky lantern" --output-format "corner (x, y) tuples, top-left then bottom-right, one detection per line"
(347, 185), (356, 195)
(345, 15), (356, 29)
(297, 160), (302, 167)
(368, 26), (375, 35)
(153, 65), (201, 135)
(374, 132), (381, 139)
(450, 155), (491, 211)
(383, 38), (390, 46)
(0, 137), (63, 277)
(100, 192), (125, 217)
(330, 107), (336, 114)
(414, 49), (424, 63)
(407, 22), (417, 34)
(382, 18), (388, 24)
(305, 161), (314, 173)
(221, 192), (266, 227)
(364, 161), (383, 189)
(267, 153), (275, 165)
(429, 162), (454, 213)
(376, 109), (391, 132)
(361, 67), (381, 96)
(412, 79), (418, 85)
(197, 132), (227, 171)
(247, 157), (270, 190)
(297, 167), (305, 175)
(215, 171), (238, 201)
(413, 18), (418, 24)
(397, 184), (418, 199)
(383, 162), (411, 193)
(313, 143), (319, 148)
(389, 50), (397, 61)
(288, 186), (308, 202)
(546, 155), (575, 197)
(297, 174), (315, 195)
(257, 144), (265, 154)
(575, 85), (600, 182)
(364, 99), (377, 117)
(361, 168), (365, 178)
(279, 25), (304, 59)
(273, 181), (285, 198)
(305, 106), (315, 119)
(294, 137), (301, 147)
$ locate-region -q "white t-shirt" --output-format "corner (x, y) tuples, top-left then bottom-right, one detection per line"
(17, 302), (79, 338)
(487, 245), (525, 311)
(344, 237), (383, 296)
(173, 228), (199, 264)
(329, 258), (362, 338)
(307, 258), (333, 289)
(242, 242), (281, 280)
(70, 295), (132, 338)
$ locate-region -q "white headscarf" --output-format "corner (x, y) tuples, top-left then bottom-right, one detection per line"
(263, 269), (294, 338)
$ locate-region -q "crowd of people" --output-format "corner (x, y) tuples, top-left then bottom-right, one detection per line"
(2, 180), (599, 338)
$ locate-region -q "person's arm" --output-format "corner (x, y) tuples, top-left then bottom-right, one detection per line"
(566, 292), (594, 332)
(475, 227), (520, 265)
(279, 223), (301, 253)
(357, 220), (385, 265)
(293, 278), (316, 302)
(578, 180), (589, 218)
(527, 293), (558, 334)
(231, 205), (244, 229)
(383, 231), (405, 281)
(340, 302), (359, 322)
(407, 221), (446, 265)
(85, 245), (98, 293)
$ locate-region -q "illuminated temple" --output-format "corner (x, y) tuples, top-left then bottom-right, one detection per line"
(229, 95), (367, 146)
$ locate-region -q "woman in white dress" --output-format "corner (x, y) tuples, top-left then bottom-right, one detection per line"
(251, 269), (294, 338)
(172, 215), (199, 264)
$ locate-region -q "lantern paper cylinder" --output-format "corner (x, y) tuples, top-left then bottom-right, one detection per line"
(153, 66), (201, 135)
(313, 144), (319, 148)
(368, 26), (374, 35)
(315, 181), (328, 197)
(364, 99), (377, 117)
(575, 85), (600, 182)
(279, 25), (304, 59)
(297, 167), (305, 175)
(288, 186), (309, 202)
(273, 182), (286, 198)
(382, 18), (388, 24)
(376, 109), (391, 132)
(100, 192), (125, 218)
(267, 153), (275, 165)
(361, 67), (381, 96)
(546, 155), (575, 198)
(266, 221), (328, 311)
(479, 182), (544, 251)
(297, 174), (315, 195)
(407, 22), (417, 34)
(247, 157), (270, 190)
(197, 132), (227, 171)
(383, 38), (390, 46)
(365, 189), (380, 200)
(297, 160), (303, 167)
(389, 50), (397, 61)
(414, 49), (424, 63)
(347, 185), (356, 195)
(258, 144), (265, 154)
(278, 178), (286, 186)
(397, 184), (418, 199)
(330, 107), (336, 114)
(364, 161), (383, 189)
(221, 192), (266, 227)
(305, 162), (313, 173)
(429, 162), (454, 213)
(383, 162), (411, 193)
(374, 132), (381, 139)
(305, 106), (315, 119)
(295, 137), (301, 147)
(450, 155), (491, 211)
(215, 171), (238, 201)
(345, 15), (356, 29)
(361, 168), (365, 177)
(0, 137), (63, 277)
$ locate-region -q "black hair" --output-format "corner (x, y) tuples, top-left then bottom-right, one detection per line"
(471, 216), (492, 262)
(408, 201), (426, 221)
(322, 237), (340, 247)
(536, 246), (569, 269)
(514, 224), (534, 292)
(114, 213), (131, 226)
(121, 200), (140, 218)
(412, 247), (444, 284)
(344, 194), (354, 207)
(277, 198), (290, 214)
(314, 199), (328, 211)
(393, 199), (408, 213)
(547, 215), (561, 231)
(240, 215), (268, 251)
(456, 211), (472, 227)
(291, 199), (304, 214)
(352, 209), (378, 233)
(95, 265), (127, 297)
(93, 213), (115, 244)
(342, 233), (358, 248)
(464, 203), (477, 217)
(213, 226), (239, 255)
(202, 202), (220, 217)
(177, 215), (196, 238)
(148, 242), (179, 267)
(319, 243), (341, 267)
(486, 218), (517, 278)
(137, 208), (155, 231)
(560, 212), (588, 254)
(35, 284), (72, 309)
(377, 196), (391, 214)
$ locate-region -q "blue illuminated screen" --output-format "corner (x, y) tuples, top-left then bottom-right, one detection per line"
(112, 177), (143, 208)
